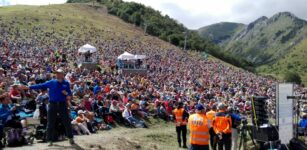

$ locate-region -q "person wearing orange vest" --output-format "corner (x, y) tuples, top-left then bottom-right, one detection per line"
(206, 104), (217, 150)
(212, 103), (232, 150)
(173, 102), (188, 148)
(188, 104), (210, 150)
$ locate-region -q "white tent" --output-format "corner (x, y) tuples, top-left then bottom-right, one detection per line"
(117, 51), (135, 60)
(134, 55), (146, 59)
(78, 44), (97, 53)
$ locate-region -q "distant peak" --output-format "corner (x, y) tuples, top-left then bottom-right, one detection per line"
(254, 16), (268, 23)
(276, 12), (295, 17)
(246, 16), (268, 30)
(270, 12), (297, 20)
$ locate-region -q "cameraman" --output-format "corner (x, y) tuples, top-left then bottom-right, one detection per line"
(227, 107), (241, 150)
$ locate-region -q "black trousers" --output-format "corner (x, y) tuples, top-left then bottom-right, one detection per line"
(217, 133), (231, 150)
(176, 125), (187, 147)
(209, 127), (217, 150)
(189, 144), (209, 150)
(47, 102), (73, 141)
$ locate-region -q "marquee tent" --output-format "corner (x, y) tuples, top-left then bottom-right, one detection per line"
(117, 51), (139, 60)
(78, 44), (97, 53)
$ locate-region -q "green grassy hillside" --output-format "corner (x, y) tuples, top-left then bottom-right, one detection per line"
(0, 4), (146, 41)
(198, 12), (307, 85)
(198, 22), (244, 44)
(257, 37), (307, 85)
(65, 0), (253, 70)
(224, 12), (307, 65)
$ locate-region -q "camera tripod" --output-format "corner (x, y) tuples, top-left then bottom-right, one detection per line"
(239, 122), (256, 150)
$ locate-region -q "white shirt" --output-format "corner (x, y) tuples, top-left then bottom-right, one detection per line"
(122, 108), (132, 119)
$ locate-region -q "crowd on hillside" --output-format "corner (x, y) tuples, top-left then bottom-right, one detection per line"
(0, 19), (306, 148)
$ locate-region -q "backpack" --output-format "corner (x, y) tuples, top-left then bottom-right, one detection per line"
(35, 125), (47, 141)
(7, 128), (26, 147)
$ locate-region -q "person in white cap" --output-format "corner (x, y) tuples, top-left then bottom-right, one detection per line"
(72, 110), (91, 135)
(22, 68), (74, 146)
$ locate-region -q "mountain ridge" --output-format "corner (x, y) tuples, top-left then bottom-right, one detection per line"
(198, 11), (307, 85)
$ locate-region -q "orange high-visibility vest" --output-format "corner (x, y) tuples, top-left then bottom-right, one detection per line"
(188, 113), (210, 145)
(173, 108), (187, 126)
(206, 110), (216, 127)
(212, 111), (232, 134)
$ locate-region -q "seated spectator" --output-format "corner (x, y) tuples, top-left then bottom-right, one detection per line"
(10, 84), (22, 104)
(82, 95), (92, 111)
(92, 95), (104, 116)
(0, 93), (27, 146)
(84, 111), (96, 133)
(156, 103), (168, 120)
(71, 110), (91, 135)
(122, 104), (145, 128)
(0, 93), (27, 128)
(35, 88), (48, 104)
(110, 100), (124, 123)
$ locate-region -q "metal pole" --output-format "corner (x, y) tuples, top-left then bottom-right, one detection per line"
(183, 31), (188, 51)
(144, 23), (148, 35)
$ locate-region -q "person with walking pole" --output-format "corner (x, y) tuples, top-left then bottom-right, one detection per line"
(22, 69), (74, 146)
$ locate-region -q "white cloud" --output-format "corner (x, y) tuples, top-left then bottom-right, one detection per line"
(124, 0), (307, 29)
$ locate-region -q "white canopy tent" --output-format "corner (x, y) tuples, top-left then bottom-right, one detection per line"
(118, 51), (138, 60)
(134, 55), (146, 59)
(78, 44), (97, 53)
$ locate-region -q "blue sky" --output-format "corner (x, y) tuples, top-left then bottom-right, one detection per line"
(1, 0), (307, 29)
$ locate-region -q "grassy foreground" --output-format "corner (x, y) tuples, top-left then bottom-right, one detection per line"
(7, 118), (185, 150)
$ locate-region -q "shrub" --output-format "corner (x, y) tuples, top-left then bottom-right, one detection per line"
(284, 71), (302, 84)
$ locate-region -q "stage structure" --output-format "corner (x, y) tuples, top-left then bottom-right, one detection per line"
(116, 51), (147, 75)
(77, 44), (99, 71)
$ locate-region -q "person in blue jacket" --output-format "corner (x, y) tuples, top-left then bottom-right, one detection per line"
(22, 69), (74, 146)
(299, 113), (307, 128)
(227, 106), (241, 150)
(0, 92), (26, 147)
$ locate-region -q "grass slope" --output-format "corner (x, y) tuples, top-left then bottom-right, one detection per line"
(200, 12), (307, 84)
(224, 13), (307, 65)
(257, 37), (307, 85)
(0, 4), (188, 149)
(0, 4), (240, 149)
(0, 4), (162, 45)
(7, 118), (183, 150)
(198, 22), (244, 44)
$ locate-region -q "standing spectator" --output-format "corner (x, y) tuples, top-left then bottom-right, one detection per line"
(23, 69), (74, 146)
(206, 104), (217, 150)
(227, 107), (241, 150)
(173, 102), (188, 148)
(188, 104), (210, 150)
(212, 103), (231, 150)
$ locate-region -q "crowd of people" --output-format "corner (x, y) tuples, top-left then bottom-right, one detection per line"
(0, 17), (306, 149)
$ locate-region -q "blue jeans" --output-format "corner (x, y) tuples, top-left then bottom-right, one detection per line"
(127, 116), (139, 124)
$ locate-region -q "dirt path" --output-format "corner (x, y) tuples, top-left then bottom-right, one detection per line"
(6, 119), (187, 150)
